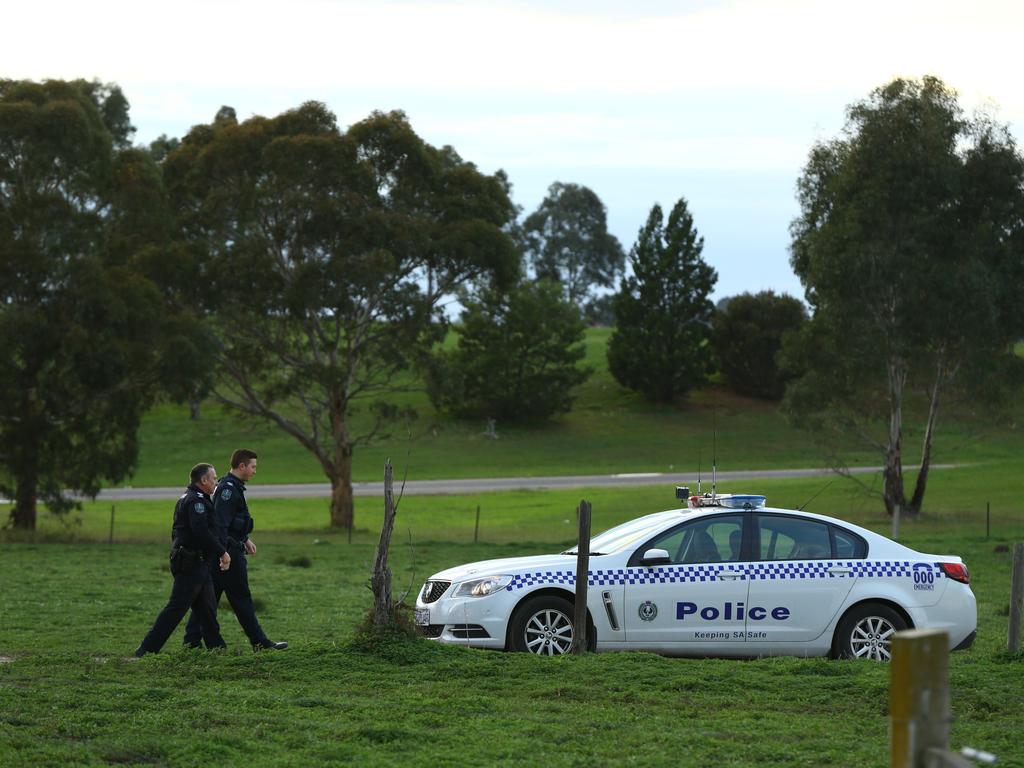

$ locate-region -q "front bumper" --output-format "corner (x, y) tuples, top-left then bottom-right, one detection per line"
(415, 593), (511, 650)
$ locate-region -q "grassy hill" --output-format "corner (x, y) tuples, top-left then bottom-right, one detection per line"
(128, 328), (1021, 488)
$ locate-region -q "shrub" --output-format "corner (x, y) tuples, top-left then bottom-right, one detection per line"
(712, 291), (806, 400)
(428, 279), (591, 421)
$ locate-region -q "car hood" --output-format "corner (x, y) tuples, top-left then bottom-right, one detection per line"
(429, 553), (581, 583)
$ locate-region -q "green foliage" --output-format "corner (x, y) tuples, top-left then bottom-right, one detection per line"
(712, 291), (807, 400)
(163, 104), (519, 528)
(0, 79), (205, 529)
(429, 280), (591, 421)
(522, 181), (625, 305)
(785, 75), (1024, 516)
(607, 198), (717, 403)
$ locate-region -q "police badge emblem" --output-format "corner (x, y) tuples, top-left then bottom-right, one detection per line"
(221, 488), (232, 500)
(639, 601), (658, 621)
(193, 502), (205, 514)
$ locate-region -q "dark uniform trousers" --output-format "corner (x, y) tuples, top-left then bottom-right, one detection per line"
(183, 544), (269, 647)
(137, 559), (226, 654)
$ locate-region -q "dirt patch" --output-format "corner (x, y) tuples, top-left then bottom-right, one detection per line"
(0, 656), (14, 664)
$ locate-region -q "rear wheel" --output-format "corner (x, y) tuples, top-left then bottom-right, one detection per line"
(510, 596), (576, 656)
(834, 603), (907, 661)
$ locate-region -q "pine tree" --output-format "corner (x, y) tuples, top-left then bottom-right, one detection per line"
(607, 199), (717, 403)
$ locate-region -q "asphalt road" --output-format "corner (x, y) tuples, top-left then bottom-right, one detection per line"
(63, 465), (954, 502)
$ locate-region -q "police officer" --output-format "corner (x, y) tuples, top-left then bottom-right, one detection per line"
(134, 463), (230, 656)
(184, 448), (287, 651)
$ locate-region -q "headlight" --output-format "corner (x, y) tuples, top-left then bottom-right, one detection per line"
(453, 575), (513, 597)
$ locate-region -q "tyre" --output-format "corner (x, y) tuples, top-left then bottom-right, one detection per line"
(509, 595), (576, 656)
(834, 603), (907, 661)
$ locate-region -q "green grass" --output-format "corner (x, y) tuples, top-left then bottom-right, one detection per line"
(30, 461), (1024, 545)
(125, 328), (1022, 487)
(2, 472), (1023, 766)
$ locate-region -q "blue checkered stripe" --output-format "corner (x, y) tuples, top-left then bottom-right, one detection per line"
(505, 561), (941, 591)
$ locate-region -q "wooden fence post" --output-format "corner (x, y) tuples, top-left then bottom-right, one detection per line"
(571, 500), (591, 655)
(890, 629), (951, 768)
(1009, 542), (1024, 653)
(108, 505), (115, 545)
(474, 505), (480, 543)
(370, 460), (396, 627)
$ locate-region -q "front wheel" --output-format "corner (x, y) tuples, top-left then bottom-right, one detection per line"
(510, 596), (576, 656)
(834, 603), (907, 661)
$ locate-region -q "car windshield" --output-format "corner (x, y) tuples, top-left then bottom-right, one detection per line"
(562, 511), (680, 555)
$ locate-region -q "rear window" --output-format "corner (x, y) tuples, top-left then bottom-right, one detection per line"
(831, 526), (867, 558)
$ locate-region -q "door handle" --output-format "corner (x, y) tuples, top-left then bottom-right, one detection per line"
(827, 567), (853, 575)
(718, 571), (745, 580)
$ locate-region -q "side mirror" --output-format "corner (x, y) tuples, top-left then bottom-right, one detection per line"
(642, 548), (671, 566)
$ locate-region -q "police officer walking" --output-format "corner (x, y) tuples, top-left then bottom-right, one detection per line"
(135, 463), (230, 656)
(184, 449), (287, 651)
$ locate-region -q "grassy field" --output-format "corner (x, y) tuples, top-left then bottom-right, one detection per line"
(2, 472), (1023, 767)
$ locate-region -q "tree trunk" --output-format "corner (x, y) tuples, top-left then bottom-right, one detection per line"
(329, 451), (354, 530)
(188, 398), (201, 420)
(11, 472), (38, 531)
(370, 460), (396, 627)
(907, 373), (943, 518)
(883, 359), (907, 518)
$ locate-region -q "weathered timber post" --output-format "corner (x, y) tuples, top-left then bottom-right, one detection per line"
(474, 505), (480, 543)
(892, 502), (901, 541)
(890, 629), (951, 768)
(1009, 542), (1024, 653)
(571, 499), (591, 655)
(370, 460), (396, 627)
(108, 505), (115, 545)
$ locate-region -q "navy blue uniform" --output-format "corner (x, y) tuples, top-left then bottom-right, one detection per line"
(136, 485), (227, 654)
(184, 473), (271, 648)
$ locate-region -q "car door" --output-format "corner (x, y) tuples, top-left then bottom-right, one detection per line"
(623, 513), (749, 649)
(744, 513), (859, 643)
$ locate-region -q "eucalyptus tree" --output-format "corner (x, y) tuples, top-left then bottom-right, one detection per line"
(785, 76), (1024, 517)
(522, 182), (625, 305)
(0, 79), (204, 529)
(164, 104), (518, 529)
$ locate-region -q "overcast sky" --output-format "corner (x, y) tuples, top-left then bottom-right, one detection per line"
(6, 0), (1022, 300)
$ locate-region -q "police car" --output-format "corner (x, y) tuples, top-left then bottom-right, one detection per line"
(415, 490), (976, 660)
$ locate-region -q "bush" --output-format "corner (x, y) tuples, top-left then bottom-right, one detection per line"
(428, 279), (591, 421)
(712, 291), (806, 400)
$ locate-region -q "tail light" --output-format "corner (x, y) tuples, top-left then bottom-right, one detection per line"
(939, 562), (969, 584)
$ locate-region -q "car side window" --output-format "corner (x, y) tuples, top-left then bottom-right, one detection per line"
(647, 515), (744, 564)
(757, 515), (831, 560)
(832, 526), (867, 558)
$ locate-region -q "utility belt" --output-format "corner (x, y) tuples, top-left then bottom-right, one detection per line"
(169, 543), (207, 576)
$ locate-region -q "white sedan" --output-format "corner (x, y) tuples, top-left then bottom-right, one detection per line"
(415, 493), (976, 660)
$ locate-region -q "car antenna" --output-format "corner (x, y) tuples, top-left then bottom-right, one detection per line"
(711, 407), (717, 502)
(797, 481), (832, 511)
(697, 448), (701, 495)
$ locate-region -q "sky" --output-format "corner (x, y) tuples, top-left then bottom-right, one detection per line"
(5, 0), (1023, 301)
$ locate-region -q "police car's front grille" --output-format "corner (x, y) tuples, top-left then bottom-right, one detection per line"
(418, 624), (445, 638)
(420, 580), (451, 603)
